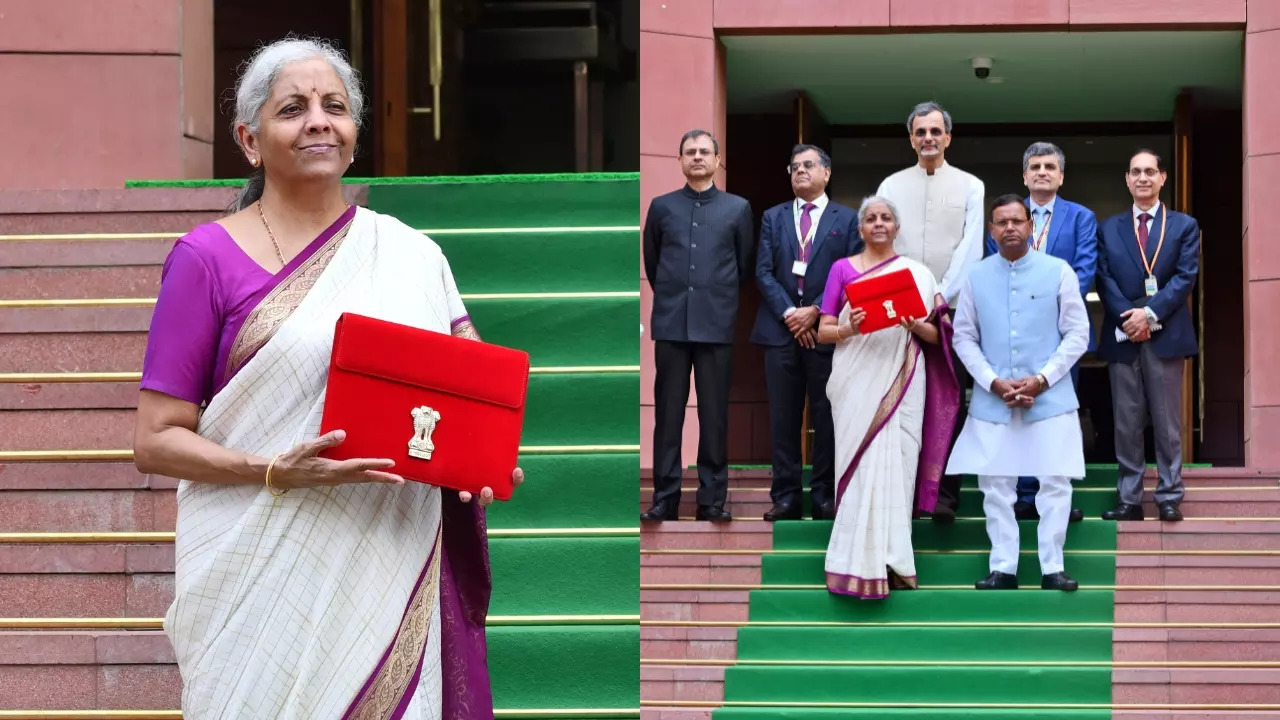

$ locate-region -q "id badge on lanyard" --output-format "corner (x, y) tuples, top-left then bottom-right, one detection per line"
(793, 201), (817, 276)
(1134, 206), (1167, 298)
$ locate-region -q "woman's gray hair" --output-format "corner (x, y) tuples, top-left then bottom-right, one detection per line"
(229, 37), (365, 212)
(857, 195), (902, 228)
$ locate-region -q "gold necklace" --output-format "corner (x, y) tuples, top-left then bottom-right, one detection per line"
(256, 200), (286, 266)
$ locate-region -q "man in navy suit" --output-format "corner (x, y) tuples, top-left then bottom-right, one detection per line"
(984, 142), (1097, 523)
(1096, 149), (1200, 523)
(751, 144), (861, 521)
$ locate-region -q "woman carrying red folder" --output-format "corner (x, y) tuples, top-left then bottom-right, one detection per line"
(816, 197), (960, 599)
(130, 38), (516, 719)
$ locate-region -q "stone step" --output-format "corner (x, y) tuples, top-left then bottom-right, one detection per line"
(0, 573), (172, 618)
(0, 488), (175, 532)
(641, 589), (751, 624)
(1114, 667), (1280, 703)
(640, 522), (773, 552)
(1115, 628), (1280, 662)
(0, 332), (146, 373)
(0, 662), (180, 710)
(0, 305), (154, 334)
(640, 664), (724, 703)
(0, 543), (173, 574)
(643, 467), (1280, 488)
(0, 381), (139, 412)
(640, 488), (1280, 520)
(0, 462), (158, 491)
(0, 266), (161, 300)
(0, 410), (135, 451)
(0, 630), (174, 665)
(640, 626), (738, 662)
(639, 708), (714, 720)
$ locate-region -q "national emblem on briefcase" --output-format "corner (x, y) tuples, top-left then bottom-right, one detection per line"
(408, 405), (442, 460)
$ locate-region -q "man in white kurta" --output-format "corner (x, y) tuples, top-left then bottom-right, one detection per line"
(875, 101), (985, 308)
(877, 101), (985, 522)
(945, 195), (1090, 592)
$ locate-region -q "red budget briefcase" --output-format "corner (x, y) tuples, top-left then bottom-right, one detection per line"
(318, 312), (530, 500)
(843, 268), (928, 335)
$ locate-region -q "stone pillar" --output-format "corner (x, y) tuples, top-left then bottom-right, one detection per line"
(639, 0), (725, 471)
(1243, 0), (1280, 465)
(0, 0), (214, 189)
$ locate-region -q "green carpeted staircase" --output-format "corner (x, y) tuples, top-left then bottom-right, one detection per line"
(711, 464), (1127, 719)
(366, 174), (640, 718)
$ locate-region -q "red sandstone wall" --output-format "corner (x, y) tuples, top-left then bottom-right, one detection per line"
(0, 0), (214, 189)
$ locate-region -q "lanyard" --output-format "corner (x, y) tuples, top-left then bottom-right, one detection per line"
(1133, 204), (1168, 276)
(1031, 209), (1052, 252)
(794, 199), (819, 254)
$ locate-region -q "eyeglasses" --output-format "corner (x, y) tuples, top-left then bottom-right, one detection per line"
(786, 160), (821, 174)
(913, 127), (945, 138)
(1128, 167), (1161, 178)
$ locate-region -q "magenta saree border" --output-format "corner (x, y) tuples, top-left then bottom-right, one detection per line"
(825, 570), (919, 600)
(218, 204), (358, 386)
(341, 528), (441, 720)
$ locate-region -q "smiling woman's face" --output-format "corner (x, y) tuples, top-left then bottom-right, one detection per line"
(241, 57), (357, 183)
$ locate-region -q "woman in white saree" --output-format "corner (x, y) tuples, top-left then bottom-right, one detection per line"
(132, 38), (518, 719)
(816, 197), (960, 600)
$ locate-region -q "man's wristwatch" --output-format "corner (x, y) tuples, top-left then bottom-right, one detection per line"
(1036, 373), (1048, 391)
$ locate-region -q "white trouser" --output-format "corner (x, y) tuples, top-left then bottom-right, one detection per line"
(977, 475), (1072, 575)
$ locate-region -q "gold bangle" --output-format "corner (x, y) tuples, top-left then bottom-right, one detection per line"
(265, 454), (287, 496)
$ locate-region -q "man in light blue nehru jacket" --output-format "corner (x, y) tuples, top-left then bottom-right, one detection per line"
(946, 194), (1090, 592)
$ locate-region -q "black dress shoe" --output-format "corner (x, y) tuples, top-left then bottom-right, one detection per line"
(1041, 571), (1079, 591)
(695, 505), (733, 523)
(640, 500), (678, 522)
(975, 571), (1019, 590)
(1158, 501), (1184, 522)
(1069, 508), (1084, 523)
(763, 501), (802, 522)
(811, 501), (836, 520)
(930, 503), (957, 524)
(1101, 503), (1144, 521)
(1013, 501), (1039, 521)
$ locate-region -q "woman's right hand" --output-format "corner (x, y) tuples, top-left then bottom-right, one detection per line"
(848, 308), (867, 334)
(270, 430), (405, 490)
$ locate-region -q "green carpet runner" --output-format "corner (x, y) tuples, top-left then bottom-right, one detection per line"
(712, 464), (1125, 719)
(368, 174), (640, 717)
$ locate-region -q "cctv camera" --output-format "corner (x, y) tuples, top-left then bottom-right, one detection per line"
(972, 56), (993, 80)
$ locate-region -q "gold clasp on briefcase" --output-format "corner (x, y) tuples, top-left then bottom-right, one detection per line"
(408, 405), (442, 460)
(883, 300), (897, 319)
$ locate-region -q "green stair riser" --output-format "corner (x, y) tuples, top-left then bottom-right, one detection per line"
(487, 625), (639, 709)
(488, 453), (638, 529)
(761, 553), (1117, 587)
(468, 297), (638, 367)
(368, 179), (639, 229)
(734, 626), (1114, 662)
(772, 520), (1118, 552)
(746, 589), (1116, 623)
(488, 536), (638, 616)
(440, 230), (637, 294)
(757, 487), (1141, 516)
(521, 373), (638, 447)
(721, 666), (1112, 704)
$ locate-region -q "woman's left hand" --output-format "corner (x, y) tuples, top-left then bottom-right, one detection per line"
(459, 467), (525, 507)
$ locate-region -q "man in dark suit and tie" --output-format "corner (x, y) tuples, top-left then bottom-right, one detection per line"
(642, 129), (755, 523)
(751, 144), (861, 521)
(1096, 149), (1200, 522)
(984, 142), (1097, 523)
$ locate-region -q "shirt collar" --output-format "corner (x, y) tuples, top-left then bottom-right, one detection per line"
(1030, 195), (1056, 215)
(795, 193), (828, 211)
(681, 184), (720, 201)
(1132, 201), (1161, 219)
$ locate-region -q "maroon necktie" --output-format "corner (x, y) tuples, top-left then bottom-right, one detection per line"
(1137, 213), (1151, 254)
(798, 203), (816, 293)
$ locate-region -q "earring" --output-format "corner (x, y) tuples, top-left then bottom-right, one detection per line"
(250, 157), (259, 167)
